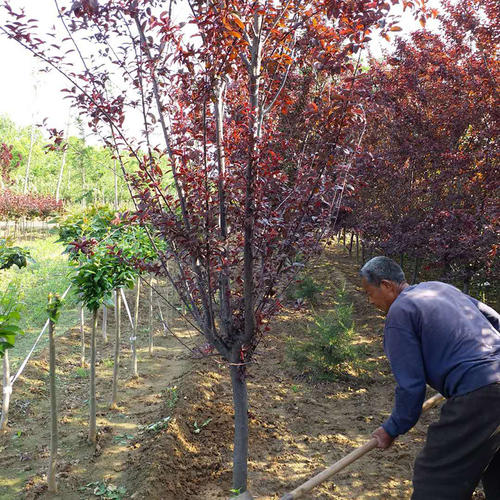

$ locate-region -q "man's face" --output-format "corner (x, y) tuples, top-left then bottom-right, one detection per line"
(361, 277), (398, 314)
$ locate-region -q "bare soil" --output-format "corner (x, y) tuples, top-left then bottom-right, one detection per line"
(1, 244), (464, 499)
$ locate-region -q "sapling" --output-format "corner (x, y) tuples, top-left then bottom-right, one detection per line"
(0, 263), (27, 433)
(110, 290), (121, 409)
(47, 293), (62, 493)
(88, 308), (98, 444)
(70, 246), (116, 446)
(101, 305), (108, 343)
(79, 304), (85, 367)
(0, 350), (11, 433)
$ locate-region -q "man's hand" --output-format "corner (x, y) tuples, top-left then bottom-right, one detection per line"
(372, 426), (395, 450)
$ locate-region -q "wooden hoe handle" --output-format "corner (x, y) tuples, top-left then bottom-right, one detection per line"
(279, 393), (445, 500)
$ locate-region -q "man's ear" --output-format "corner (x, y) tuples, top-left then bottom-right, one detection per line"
(380, 279), (395, 292)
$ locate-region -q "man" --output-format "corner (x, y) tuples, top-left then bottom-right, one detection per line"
(360, 256), (500, 500)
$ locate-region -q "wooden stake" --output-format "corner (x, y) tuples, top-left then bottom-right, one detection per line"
(47, 315), (58, 493)
(279, 393), (445, 500)
(148, 276), (154, 356)
(131, 279), (140, 378)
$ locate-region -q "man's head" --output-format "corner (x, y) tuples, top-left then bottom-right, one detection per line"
(360, 256), (407, 314)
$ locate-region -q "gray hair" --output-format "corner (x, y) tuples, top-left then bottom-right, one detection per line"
(360, 256), (406, 286)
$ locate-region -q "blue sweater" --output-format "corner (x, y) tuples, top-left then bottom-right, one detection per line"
(382, 281), (500, 438)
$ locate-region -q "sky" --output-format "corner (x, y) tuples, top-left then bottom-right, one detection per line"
(0, 1), (440, 139)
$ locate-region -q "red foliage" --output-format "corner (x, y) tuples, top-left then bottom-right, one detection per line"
(0, 142), (20, 186)
(0, 0), (429, 489)
(347, 1), (499, 284)
(0, 190), (63, 221)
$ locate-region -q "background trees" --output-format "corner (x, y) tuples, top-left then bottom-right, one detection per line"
(1, 0), (426, 493)
(0, 115), (132, 206)
(345, 0), (498, 296)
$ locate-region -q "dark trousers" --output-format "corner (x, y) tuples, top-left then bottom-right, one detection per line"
(412, 382), (500, 500)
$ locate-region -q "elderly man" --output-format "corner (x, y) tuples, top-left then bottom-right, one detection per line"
(360, 256), (500, 500)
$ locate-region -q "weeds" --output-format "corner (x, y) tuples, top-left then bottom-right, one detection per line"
(73, 367), (89, 379)
(112, 433), (134, 445)
(79, 481), (127, 499)
(139, 416), (172, 434)
(162, 385), (179, 410)
(193, 418), (212, 434)
(101, 358), (114, 368)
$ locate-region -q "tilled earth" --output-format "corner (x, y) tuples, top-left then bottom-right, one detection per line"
(1, 245), (460, 499)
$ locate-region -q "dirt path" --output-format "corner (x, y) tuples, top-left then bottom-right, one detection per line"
(120, 244), (444, 500)
(0, 297), (196, 500)
(1, 245), (459, 499)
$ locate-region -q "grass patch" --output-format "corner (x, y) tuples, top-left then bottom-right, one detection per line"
(72, 367), (89, 379)
(287, 286), (365, 380)
(0, 231), (79, 371)
(101, 358), (115, 368)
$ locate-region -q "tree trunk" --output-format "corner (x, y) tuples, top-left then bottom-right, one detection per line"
(348, 232), (354, 256)
(48, 318), (58, 493)
(230, 364), (249, 494)
(88, 309), (98, 444)
(400, 253), (404, 269)
(113, 158), (119, 210)
(23, 122), (36, 193)
(0, 350), (12, 433)
(131, 279), (140, 378)
(80, 304), (85, 367)
(463, 277), (471, 295)
(412, 257), (420, 284)
(342, 228), (346, 247)
(101, 306), (108, 343)
(148, 277), (154, 356)
(361, 241), (365, 264)
(110, 291), (121, 409)
(355, 233), (359, 264)
(55, 139), (68, 203)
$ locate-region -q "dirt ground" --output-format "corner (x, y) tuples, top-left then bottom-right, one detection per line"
(0, 244), (479, 499)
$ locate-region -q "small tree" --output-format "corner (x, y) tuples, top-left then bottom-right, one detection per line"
(0, 242), (29, 433)
(70, 247), (116, 444)
(0, 284), (24, 433)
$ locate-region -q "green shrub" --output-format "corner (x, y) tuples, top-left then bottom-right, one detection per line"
(287, 287), (362, 380)
(73, 367), (89, 379)
(287, 276), (323, 305)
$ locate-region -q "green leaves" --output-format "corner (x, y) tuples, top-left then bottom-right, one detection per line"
(139, 416), (172, 434)
(79, 481), (127, 500)
(46, 293), (63, 323)
(0, 238), (32, 270)
(0, 284), (24, 357)
(62, 206), (163, 312)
